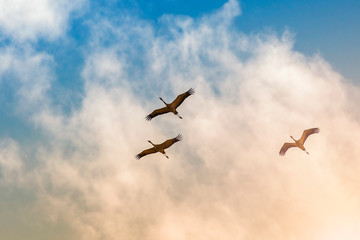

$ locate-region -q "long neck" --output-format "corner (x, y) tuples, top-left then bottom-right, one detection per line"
(290, 136), (296, 142)
(148, 141), (156, 147)
(159, 97), (167, 105)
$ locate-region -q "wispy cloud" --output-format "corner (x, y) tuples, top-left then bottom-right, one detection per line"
(1, 0), (360, 239)
(0, 0), (86, 41)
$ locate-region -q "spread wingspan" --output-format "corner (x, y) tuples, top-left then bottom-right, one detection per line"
(280, 127), (320, 156)
(158, 134), (182, 149)
(279, 142), (297, 156)
(299, 128), (320, 145)
(145, 88), (194, 120)
(146, 107), (169, 121)
(171, 88), (195, 109)
(136, 134), (182, 160)
(136, 147), (157, 159)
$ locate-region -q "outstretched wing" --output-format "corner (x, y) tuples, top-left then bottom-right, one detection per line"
(146, 107), (169, 121)
(136, 147), (157, 159)
(299, 128), (320, 145)
(279, 142), (297, 156)
(158, 134), (182, 150)
(170, 88), (195, 109)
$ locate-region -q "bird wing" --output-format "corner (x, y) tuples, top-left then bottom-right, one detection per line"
(279, 142), (297, 156)
(136, 147), (157, 159)
(146, 107), (169, 121)
(158, 134), (182, 150)
(170, 88), (195, 109)
(298, 128), (320, 145)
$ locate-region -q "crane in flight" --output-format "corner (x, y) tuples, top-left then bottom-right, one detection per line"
(279, 128), (319, 156)
(146, 88), (195, 121)
(136, 134), (182, 159)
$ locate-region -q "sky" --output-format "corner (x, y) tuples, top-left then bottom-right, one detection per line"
(1, 0), (360, 239)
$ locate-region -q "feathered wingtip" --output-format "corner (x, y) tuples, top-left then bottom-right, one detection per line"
(187, 88), (195, 95)
(145, 115), (152, 121)
(135, 154), (141, 160)
(314, 128), (320, 133)
(175, 134), (183, 141)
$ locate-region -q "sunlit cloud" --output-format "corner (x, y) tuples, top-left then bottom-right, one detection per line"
(0, 0), (360, 239)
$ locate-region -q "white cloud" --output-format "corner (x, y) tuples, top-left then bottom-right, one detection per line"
(0, 46), (54, 112)
(1, 0), (360, 239)
(0, 0), (86, 41)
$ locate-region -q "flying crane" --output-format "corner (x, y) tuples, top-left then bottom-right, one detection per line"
(136, 134), (182, 159)
(146, 88), (195, 121)
(279, 128), (320, 156)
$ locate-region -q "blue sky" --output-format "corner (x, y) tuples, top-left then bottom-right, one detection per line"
(1, 0), (359, 143)
(1, 1), (360, 239)
(37, 0), (360, 82)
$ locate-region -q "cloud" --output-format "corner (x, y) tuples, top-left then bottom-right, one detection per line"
(0, 139), (23, 184)
(1, 0), (360, 239)
(0, 45), (54, 114)
(0, 0), (86, 41)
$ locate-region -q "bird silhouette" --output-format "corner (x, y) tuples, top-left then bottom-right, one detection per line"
(279, 128), (319, 156)
(146, 88), (195, 120)
(136, 134), (182, 159)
